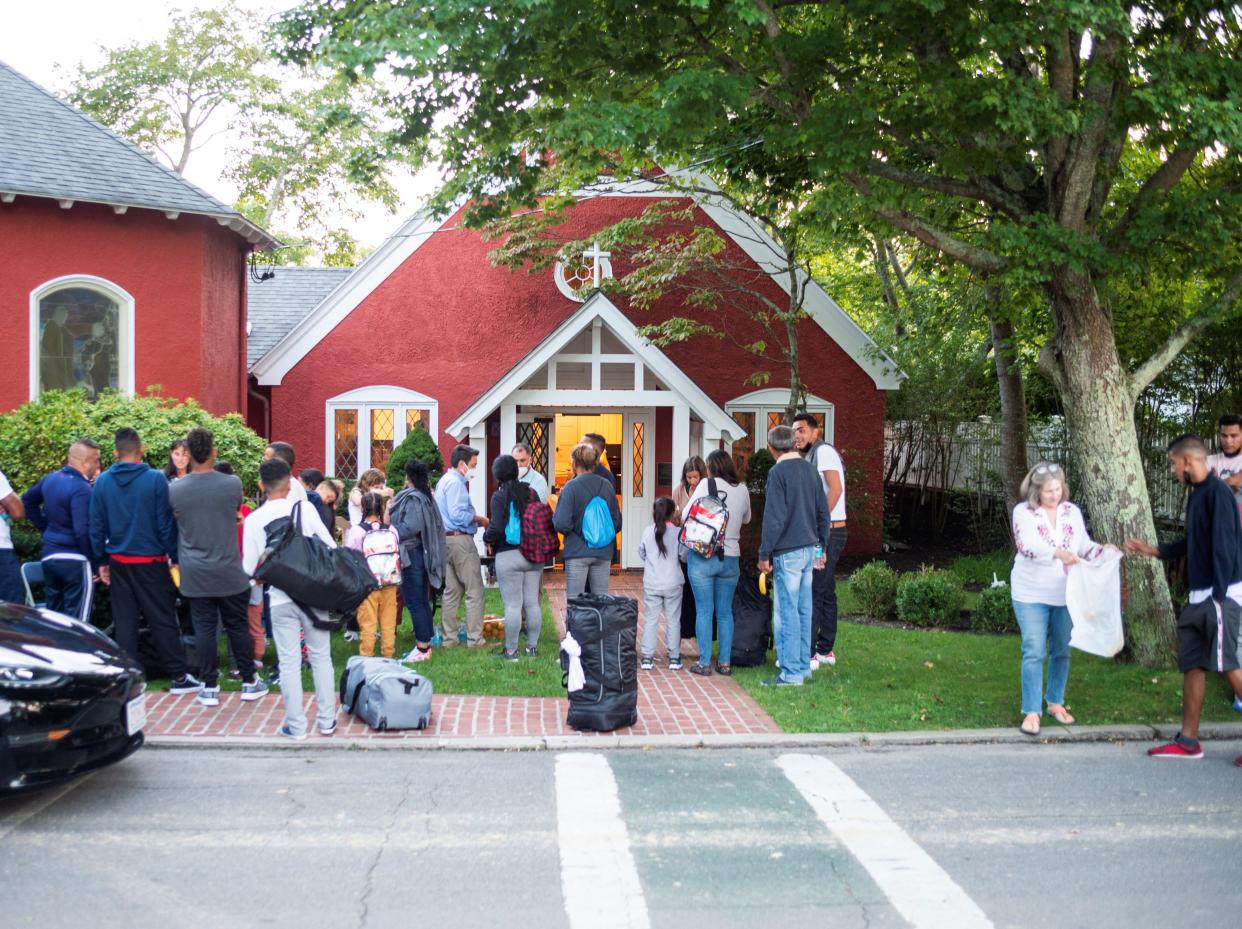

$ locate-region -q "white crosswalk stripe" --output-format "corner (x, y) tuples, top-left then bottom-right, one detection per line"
(555, 753), (651, 929)
(778, 753), (994, 929)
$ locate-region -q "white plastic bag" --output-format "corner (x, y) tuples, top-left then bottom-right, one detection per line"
(1065, 548), (1125, 657)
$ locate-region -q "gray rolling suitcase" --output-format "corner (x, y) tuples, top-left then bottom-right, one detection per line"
(339, 655), (434, 730)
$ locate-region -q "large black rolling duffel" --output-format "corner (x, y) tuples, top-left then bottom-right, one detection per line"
(560, 593), (639, 732)
(729, 565), (772, 667)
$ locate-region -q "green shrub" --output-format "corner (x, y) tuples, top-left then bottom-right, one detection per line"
(385, 424), (444, 492)
(896, 567), (965, 628)
(847, 560), (899, 619)
(0, 389), (267, 495)
(970, 584), (1019, 633)
(745, 448), (776, 495)
(948, 548), (1014, 587)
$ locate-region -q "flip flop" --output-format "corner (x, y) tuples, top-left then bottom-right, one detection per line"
(1019, 714), (1040, 736)
(1048, 706), (1076, 725)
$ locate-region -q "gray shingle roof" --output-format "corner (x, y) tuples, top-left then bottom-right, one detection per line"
(0, 60), (278, 249)
(248, 266), (353, 368)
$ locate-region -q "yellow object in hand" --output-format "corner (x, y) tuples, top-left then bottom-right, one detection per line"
(758, 572), (767, 596)
(170, 564), (181, 588)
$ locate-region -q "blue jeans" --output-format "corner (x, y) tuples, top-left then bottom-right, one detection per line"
(1013, 600), (1073, 714)
(0, 549), (24, 604)
(772, 547), (815, 682)
(688, 553), (740, 667)
(401, 557), (435, 645)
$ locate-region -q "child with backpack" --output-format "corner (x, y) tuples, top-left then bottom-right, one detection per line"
(553, 442), (623, 597)
(345, 492), (402, 658)
(638, 497), (684, 671)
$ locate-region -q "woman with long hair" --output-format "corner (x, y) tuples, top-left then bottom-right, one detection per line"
(638, 496), (683, 671)
(163, 438), (189, 481)
(672, 455), (707, 518)
(680, 449), (751, 675)
(483, 454), (543, 660)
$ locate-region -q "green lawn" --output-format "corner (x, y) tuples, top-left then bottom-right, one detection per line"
(149, 588), (566, 698)
(732, 618), (1239, 733)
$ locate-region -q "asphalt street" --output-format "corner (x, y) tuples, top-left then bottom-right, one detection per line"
(1, 740), (1239, 929)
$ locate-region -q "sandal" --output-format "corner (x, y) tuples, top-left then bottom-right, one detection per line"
(689, 663), (712, 677)
(714, 662), (732, 676)
(1019, 713), (1040, 736)
(1047, 705), (1076, 725)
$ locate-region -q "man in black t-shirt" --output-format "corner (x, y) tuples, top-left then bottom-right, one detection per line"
(1126, 434), (1242, 765)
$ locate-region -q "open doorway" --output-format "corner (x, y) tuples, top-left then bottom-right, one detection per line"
(553, 413), (622, 488)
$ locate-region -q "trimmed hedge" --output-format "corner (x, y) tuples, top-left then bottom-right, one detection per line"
(896, 568), (965, 628)
(970, 584), (1020, 633)
(847, 560), (899, 619)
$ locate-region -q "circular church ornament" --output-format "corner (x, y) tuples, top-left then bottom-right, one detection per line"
(554, 242), (612, 302)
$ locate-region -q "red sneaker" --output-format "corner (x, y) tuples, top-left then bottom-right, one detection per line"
(1147, 740), (1203, 759)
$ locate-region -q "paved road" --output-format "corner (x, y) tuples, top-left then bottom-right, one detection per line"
(2, 741), (1239, 929)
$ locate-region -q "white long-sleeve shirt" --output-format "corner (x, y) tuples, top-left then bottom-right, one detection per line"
(1010, 501), (1101, 605)
(242, 497), (334, 608)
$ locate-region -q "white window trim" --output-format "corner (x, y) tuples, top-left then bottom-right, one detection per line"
(726, 388), (835, 446)
(29, 275), (136, 401)
(324, 385), (439, 478)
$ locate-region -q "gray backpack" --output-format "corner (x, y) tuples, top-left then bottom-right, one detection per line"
(339, 655), (433, 731)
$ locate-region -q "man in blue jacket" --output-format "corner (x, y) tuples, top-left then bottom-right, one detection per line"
(90, 427), (199, 693)
(22, 437), (101, 621)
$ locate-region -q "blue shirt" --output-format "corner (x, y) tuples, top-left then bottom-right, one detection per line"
(435, 469), (476, 533)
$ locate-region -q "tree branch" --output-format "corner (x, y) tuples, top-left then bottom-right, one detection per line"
(1129, 266), (1242, 399)
(866, 160), (1027, 219)
(1105, 142), (1202, 250)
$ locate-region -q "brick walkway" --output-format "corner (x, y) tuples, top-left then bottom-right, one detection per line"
(144, 573), (779, 743)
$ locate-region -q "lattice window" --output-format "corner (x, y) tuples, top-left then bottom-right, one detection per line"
(370, 408), (395, 472)
(405, 408), (430, 434)
(731, 411), (756, 478)
(631, 421), (645, 497)
(517, 420), (550, 476)
(334, 409), (359, 479)
(767, 411), (783, 433)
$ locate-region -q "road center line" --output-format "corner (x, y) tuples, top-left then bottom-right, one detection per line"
(555, 753), (650, 929)
(777, 753), (993, 929)
(0, 770), (98, 842)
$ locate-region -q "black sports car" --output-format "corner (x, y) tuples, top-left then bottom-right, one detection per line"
(0, 600), (145, 793)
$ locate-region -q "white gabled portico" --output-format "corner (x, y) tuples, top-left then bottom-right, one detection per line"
(445, 292), (744, 567)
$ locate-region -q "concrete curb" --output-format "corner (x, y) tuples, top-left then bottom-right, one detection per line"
(145, 721), (1242, 753)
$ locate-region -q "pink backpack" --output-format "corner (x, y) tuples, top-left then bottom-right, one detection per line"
(359, 521), (401, 587)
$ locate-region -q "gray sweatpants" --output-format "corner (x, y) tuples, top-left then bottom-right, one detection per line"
(496, 548), (543, 652)
(641, 587), (683, 660)
(270, 601), (337, 737)
(564, 556), (611, 598)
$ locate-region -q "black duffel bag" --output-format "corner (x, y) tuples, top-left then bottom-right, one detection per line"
(729, 565), (772, 667)
(254, 502), (377, 626)
(560, 593), (639, 732)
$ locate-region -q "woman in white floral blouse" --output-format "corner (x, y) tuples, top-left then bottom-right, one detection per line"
(1010, 462), (1110, 736)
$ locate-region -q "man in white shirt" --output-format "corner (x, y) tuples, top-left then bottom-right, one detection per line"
(263, 441), (307, 502)
(242, 458), (337, 740)
(793, 412), (847, 669)
(512, 442), (550, 502)
(0, 468), (26, 604)
(1206, 414), (1242, 504)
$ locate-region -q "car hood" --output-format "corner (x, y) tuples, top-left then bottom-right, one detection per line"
(0, 601), (138, 676)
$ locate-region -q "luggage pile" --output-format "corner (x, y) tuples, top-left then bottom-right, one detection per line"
(559, 593), (639, 732)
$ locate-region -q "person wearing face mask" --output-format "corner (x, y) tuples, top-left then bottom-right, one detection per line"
(1010, 462), (1109, 736)
(434, 444), (489, 647)
(1126, 435), (1242, 763)
(1206, 413), (1242, 506)
(511, 442), (549, 502)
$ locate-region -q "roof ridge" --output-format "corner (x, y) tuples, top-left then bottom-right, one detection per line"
(0, 58), (240, 215)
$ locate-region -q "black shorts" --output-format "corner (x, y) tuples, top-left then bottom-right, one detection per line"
(1176, 598), (1242, 673)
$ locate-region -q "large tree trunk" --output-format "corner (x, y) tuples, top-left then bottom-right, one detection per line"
(1046, 269), (1175, 666)
(989, 311), (1028, 506)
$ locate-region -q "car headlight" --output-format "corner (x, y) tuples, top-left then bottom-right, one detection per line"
(0, 666), (70, 690)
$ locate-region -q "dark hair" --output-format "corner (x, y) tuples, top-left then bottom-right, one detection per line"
(213, 461), (235, 476)
(583, 432), (606, 452)
(360, 491), (387, 522)
(267, 441), (296, 467)
(680, 456), (707, 491)
(450, 444), (479, 469)
(163, 437), (190, 480)
(705, 449), (740, 485)
(792, 412), (819, 430)
(114, 427), (141, 458)
(1219, 414), (1242, 430)
(185, 427), (213, 466)
(492, 454), (530, 519)
(652, 497), (676, 557)
(69, 436), (100, 453)
(299, 467), (324, 488)
(404, 458), (431, 496)
(1168, 433), (1208, 458)
(259, 457), (291, 488)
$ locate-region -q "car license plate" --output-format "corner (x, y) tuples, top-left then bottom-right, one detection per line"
(125, 693), (146, 736)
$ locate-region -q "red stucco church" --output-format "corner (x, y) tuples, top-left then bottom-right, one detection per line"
(2, 60), (901, 562)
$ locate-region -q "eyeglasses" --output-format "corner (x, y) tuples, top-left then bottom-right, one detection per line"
(1034, 464), (1063, 475)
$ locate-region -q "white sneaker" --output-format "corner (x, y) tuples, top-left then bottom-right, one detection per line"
(809, 655), (820, 672)
(197, 686), (220, 707)
(816, 651), (837, 667)
(402, 647), (432, 663)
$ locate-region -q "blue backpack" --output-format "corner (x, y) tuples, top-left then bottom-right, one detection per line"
(581, 495), (614, 549)
(505, 502), (521, 545)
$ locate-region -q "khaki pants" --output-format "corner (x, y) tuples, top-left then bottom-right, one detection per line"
(357, 586), (399, 658)
(442, 534), (485, 646)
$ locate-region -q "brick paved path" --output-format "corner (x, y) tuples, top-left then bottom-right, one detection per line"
(144, 572), (779, 743)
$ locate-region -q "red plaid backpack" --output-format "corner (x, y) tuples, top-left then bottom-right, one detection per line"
(518, 488), (559, 564)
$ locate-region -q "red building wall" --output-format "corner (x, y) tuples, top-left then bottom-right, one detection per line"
(0, 197), (249, 416)
(267, 196), (889, 552)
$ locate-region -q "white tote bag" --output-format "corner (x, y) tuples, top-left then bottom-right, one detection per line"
(1065, 548), (1125, 657)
